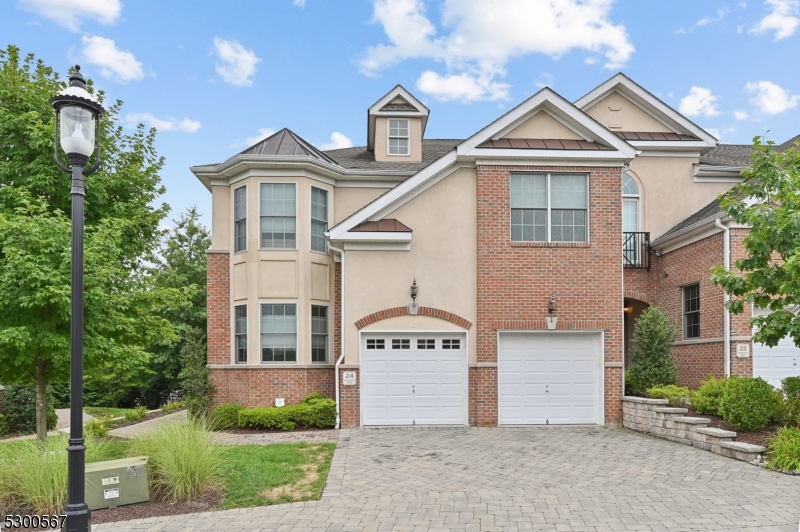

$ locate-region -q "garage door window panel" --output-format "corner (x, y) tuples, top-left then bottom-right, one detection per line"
(261, 304), (297, 362)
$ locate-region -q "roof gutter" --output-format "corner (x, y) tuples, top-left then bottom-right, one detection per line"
(715, 218), (731, 377)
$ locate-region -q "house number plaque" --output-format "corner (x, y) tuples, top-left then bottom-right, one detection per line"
(343, 371), (357, 386)
(736, 344), (750, 358)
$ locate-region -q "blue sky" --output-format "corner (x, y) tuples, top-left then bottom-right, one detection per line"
(3, 0), (799, 229)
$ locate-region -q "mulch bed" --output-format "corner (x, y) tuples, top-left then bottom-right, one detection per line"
(106, 408), (184, 430)
(3, 490), (223, 530)
(684, 406), (780, 447)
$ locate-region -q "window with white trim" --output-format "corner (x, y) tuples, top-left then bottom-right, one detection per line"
(234, 305), (247, 363)
(234, 186), (246, 253)
(311, 187), (328, 253)
(388, 119), (409, 155)
(683, 284), (700, 339)
(261, 304), (297, 362)
(417, 339), (435, 349)
(311, 305), (328, 363)
(260, 183), (296, 249)
(511, 173), (588, 242)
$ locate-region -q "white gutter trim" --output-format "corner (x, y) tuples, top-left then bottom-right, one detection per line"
(327, 239), (346, 429)
(715, 218), (731, 377)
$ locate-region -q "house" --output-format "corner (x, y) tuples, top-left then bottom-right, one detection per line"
(191, 73), (800, 428)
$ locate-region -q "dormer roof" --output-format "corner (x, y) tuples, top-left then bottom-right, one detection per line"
(240, 128), (337, 164)
(367, 85), (429, 151)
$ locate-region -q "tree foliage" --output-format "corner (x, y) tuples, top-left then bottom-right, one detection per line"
(711, 137), (800, 347)
(626, 306), (679, 395)
(0, 46), (181, 440)
(179, 328), (214, 421)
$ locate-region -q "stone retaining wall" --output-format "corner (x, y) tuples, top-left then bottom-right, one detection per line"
(622, 396), (766, 463)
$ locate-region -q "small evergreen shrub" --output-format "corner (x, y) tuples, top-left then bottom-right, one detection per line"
(0, 414), (7, 436)
(691, 375), (728, 416)
(720, 377), (776, 432)
(626, 307), (679, 395)
(179, 330), (214, 421)
(646, 385), (691, 406)
(4, 384), (57, 433)
(766, 426), (800, 471)
(209, 403), (243, 430)
(237, 393), (336, 431)
(783, 376), (800, 426)
(771, 389), (789, 425)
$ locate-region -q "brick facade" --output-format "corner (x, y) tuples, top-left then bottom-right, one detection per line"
(338, 367), (360, 428)
(207, 251), (231, 366)
(469, 367), (498, 426)
(476, 165), (625, 425)
(210, 367), (335, 408)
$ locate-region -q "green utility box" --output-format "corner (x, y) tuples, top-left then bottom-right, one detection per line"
(85, 456), (150, 510)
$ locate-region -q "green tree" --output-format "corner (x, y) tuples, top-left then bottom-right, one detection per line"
(178, 328), (214, 421)
(711, 137), (800, 347)
(0, 46), (180, 443)
(626, 306), (679, 395)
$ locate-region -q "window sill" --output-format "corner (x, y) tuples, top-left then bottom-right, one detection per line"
(510, 241), (591, 248)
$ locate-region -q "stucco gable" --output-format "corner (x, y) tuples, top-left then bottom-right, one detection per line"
(500, 110), (583, 140)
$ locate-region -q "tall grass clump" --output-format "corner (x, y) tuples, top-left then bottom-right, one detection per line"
(766, 426), (800, 471)
(129, 420), (224, 503)
(0, 434), (113, 514)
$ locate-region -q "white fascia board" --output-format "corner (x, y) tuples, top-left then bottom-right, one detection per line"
(335, 181), (399, 189)
(627, 140), (711, 151)
(656, 222), (724, 255)
(328, 150), (458, 239)
(463, 148), (632, 161)
(368, 85), (430, 115)
(343, 241), (411, 251)
(574, 74), (718, 147)
(474, 158), (626, 168)
(458, 88), (636, 159)
(338, 232), (412, 242)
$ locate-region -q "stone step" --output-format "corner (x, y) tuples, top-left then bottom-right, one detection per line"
(672, 416), (710, 425)
(715, 441), (767, 462)
(654, 407), (688, 414)
(718, 441), (766, 453)
(694, 427), (737, 439)
(621, 396), (668, 405)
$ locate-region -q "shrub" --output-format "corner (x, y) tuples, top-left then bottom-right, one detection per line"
(646, 385), (691, 406)
(125, 406), (148, 422)
(783, 376), (800, 426)
(179, 330), (214, 421)
(161, 400), (186, 413)
(691, 375), (728, 416)
(626, 307), (679, 395)
(3, 384), (57, 433)
(766, 426), (800, 471)
(238, 393), (336, 431)
(85, 418), (109, 438)
(720, 377), (776, 432)
(129, 420), (224, 503)
(624, 369), (645, 397)
(209, 403), (243, 431)
(0, 414), (7, 436)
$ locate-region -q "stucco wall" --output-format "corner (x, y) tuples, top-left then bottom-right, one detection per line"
(374, 117), (423, 163)
(211, 185), (231, 250)
(501, 111), (582, 140)
(584, 92), (672, 132)
(333, 187), (387, 225)
(343, 166), (478, 365)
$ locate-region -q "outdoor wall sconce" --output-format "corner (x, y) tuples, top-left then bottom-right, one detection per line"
(546, 294), (558, 330)
(409, 278), (419, 315)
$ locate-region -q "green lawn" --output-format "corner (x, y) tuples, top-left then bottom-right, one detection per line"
(84, 407), (136, 419)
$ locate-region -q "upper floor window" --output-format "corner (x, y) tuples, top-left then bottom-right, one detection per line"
(234, 186), (246, 253)
(260, 183), (296, 249)
(311, 187), (328, 253)
(311, 305), (328, 363)
(388, 119), (409, 155)
(511, 173), (587, 243)
(683, 284), (700, 339)
(622, 172), (640, 233)
(261, 303), (297, 362)
(234, 304), (247, 363)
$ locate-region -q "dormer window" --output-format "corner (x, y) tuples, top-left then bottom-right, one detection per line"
(388, 119), (409, 155)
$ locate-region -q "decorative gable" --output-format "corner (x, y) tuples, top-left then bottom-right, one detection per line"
(367, 85), (429, 163)
(500, 111), (583, 140)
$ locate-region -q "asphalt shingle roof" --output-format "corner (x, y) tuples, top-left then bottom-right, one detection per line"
(699, 144), (755, 167)
(323, 139), (461, 171)
(653, 196), (725, 244)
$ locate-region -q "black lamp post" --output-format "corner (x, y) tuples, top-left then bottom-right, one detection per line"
(51, 65), (104, 532)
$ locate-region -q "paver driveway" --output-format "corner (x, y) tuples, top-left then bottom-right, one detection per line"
(95, 426), (800, 531)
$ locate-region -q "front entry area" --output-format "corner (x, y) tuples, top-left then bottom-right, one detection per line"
(360, 332), (468, 426)
(498, 331), (602, 425)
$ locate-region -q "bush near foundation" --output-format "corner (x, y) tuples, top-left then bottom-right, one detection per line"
(626, 307), (679, 395)
(720, 377), (776, 432)
(783, 376), (800, 426)
(646, 385), (691, 406)
(4, 385), (57, 433)
(691, 375), (728, 416)
(237, 394), (336, 431)
(209, 403), (243, 430)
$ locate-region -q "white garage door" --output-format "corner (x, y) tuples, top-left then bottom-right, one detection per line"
(499, 332), (601, 425)
(752, 309), (800, 387)
(361, 333), (467, 426)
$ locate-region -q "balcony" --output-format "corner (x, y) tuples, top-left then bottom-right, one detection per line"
(623, 232), (650, 270)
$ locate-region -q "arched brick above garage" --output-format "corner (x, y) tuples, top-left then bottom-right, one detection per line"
(355, 306), (473, 330)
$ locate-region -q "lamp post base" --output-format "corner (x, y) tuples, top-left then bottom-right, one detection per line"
(62, 503), (91, 532)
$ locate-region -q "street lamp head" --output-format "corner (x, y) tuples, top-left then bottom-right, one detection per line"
(51, 65), (105, 170)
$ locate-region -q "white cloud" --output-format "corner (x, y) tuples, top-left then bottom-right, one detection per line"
(679, 86), (721, 117)
(534, 72), (554, 89)
(293, 0), (306, 6)
(126, 113), (202, 133)
(359, 0), (634, 102)
(213, 38), (261, 87)
(734, 110), (750, 120)
(245, 128), (276, 146)
(81, 36), (144, 83)
(750, 0), (800, 40)
(416, 70), (510, 102)
(745, 80), (800, 114)
(18, 0), (121, 31)
(319, 132), (354, 150)
(706, 128), (722, 141)
(697, 7), (730, 26)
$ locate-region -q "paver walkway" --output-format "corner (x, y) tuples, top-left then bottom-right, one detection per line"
(94, 426), (800, 531)
(107, 410), (187, 438)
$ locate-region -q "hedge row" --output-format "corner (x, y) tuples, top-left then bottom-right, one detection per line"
(209, 393), (336, 432)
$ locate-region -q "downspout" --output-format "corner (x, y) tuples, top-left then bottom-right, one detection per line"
(715, 218), (731, 376)
(327, 240), (346, 429)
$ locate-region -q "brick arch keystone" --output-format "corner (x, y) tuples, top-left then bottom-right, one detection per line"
(355, 306), (473, 330)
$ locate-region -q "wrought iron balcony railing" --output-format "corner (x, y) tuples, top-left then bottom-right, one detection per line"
(623, 232), (650, 270)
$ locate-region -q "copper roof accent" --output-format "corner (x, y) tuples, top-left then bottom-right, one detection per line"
(380, 102), (418, 111)
(240, 128), (338, 164)
(614, 131), (699, 141)
(476, 138), (614, 150)
(350, 219), (413, 233)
